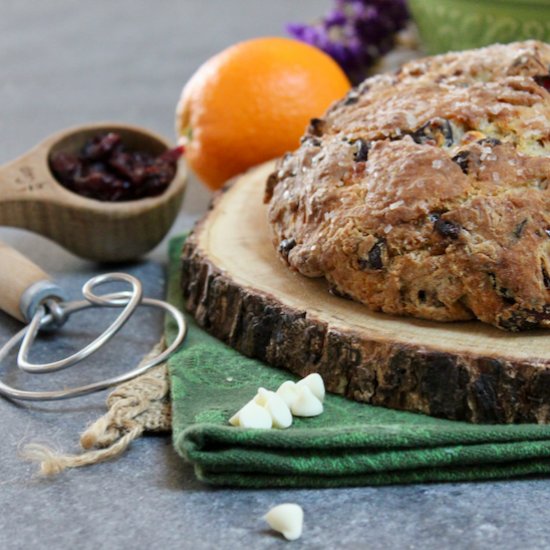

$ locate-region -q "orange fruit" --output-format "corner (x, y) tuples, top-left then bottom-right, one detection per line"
(176, 36), (351, 190)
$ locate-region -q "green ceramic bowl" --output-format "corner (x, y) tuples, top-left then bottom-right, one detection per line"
(408, 0), (550, 54)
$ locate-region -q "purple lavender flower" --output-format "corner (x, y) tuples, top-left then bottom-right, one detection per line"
(287, 0), (410, 84)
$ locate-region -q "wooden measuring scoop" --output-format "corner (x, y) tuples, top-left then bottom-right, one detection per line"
(0, 123), (187, 262)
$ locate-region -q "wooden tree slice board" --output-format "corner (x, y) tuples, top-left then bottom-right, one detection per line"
(180, 162), (550, 424)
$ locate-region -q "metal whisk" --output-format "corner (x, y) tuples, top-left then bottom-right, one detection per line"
(0, 242), (186, 401)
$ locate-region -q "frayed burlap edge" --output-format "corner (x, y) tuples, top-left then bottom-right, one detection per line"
(21, 340), (172, 475)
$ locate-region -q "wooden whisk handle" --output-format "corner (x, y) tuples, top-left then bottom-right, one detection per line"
(0, 241), (66, 322)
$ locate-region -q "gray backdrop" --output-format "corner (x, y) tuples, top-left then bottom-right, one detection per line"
(1, 1), (549, 549)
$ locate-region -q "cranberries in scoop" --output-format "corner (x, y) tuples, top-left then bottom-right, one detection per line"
(50, 132), (182, 202)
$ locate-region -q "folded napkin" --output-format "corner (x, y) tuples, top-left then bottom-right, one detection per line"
(167, 236), (550, 488)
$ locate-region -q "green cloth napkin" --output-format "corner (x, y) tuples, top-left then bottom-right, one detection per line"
(167, 235), (550, 488)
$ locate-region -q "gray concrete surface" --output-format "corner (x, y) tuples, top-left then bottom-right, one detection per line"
(1, 1), (549, 549)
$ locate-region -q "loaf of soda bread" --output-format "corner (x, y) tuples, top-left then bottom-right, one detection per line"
(265, 41), (550, 331)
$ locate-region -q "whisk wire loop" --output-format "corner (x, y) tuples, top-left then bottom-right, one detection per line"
(18, 274), (144, 374)
(0, 273), (186, 401)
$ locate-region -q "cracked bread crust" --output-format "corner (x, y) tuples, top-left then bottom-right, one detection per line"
(265, 41), (550, 331)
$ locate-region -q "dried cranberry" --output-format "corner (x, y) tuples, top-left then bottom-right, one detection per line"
(50, 133), (182, 202)
(534, 74), (550, 91)
(488, 272), (516, 304)
(477, 138), (502, 147)
(49, 152), (80, 181)
(279, 238), (296, 258)
(434, 218), (461, 239)
(353, 139), (370, 162)
(308, 118), (326, 137)
(358, 239), (385, 270)
(513, 219), (527, 239)
(329, 285), (353, 300)
(343, 92), (360, 105)
(451, 151), (471, 174)
(81, 132), (122, 160)
(411, 118), (454, 147)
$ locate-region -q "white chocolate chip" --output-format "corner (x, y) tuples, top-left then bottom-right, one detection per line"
(296, 373), (325, 402)
(229, 399), (254, 428)
(290, 385), (323, 417)
(228, 398), (255, 426)
(253, 387), (273, 407)
(230, 401), (272, 429)
(263, 503), (304, 541)
(231, 376), (324, 429)
(239, 402), (273, 429)
(264, 393), (293, 429)
(276, 381), (299, 407)
(228, 410), (241, 426)
(253, 388), (292, 429)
